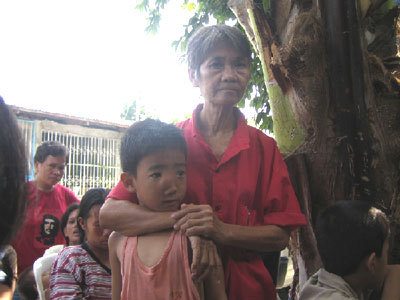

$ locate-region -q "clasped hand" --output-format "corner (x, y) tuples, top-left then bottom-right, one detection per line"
(171, 204), (225, 281)
(172, 203), (224, 241)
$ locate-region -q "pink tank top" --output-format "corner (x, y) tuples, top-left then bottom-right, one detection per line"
(121, 230), (200, 300)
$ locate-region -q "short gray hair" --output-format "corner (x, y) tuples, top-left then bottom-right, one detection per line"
(186, 24), (251, 71)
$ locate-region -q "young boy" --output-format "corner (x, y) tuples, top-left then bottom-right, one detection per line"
(299, 200), (400, 300)
(108, 119), (227, 300)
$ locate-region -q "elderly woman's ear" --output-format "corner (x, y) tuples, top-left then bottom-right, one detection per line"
(188, 68), (200, 87)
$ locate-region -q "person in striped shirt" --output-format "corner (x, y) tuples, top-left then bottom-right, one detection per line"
(50, 188), (112, 300)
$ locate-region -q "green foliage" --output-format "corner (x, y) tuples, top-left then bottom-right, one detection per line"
(120, 99), (156, 121)
(136, 0), (273, 132)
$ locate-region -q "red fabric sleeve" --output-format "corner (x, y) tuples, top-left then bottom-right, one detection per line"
(107, 180), (138, 203)
(262, 143), (306, 230)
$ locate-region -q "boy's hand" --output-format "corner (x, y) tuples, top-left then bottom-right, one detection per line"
(188, 236), (220, 282)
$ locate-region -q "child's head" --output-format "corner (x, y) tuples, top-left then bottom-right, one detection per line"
(316, 200), (389, 288)
(34, 141), (69, 164)
(17, 266), (38, 300)
(61, 203), (80, 246)
(77, 188), (111, 248)
(120, 119), (187, 212)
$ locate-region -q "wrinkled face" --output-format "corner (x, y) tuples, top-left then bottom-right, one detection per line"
(35, 155), (66, 190)
(132, 149), (186, 212)
(79, 205), (111, 251)
(63, 209), (80, 246)
(192, 42), (251, 107)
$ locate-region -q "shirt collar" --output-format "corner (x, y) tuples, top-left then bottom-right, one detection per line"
(190, 103), (248, 137)
(189, 104), (250, 165)
(317, 268), (361, 299)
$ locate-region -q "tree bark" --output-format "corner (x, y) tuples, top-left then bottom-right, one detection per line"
(229, 0), (400, 298)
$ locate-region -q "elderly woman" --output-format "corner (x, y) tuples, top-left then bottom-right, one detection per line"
(100, 24), (306, 300)
(50, 189), (112, 300)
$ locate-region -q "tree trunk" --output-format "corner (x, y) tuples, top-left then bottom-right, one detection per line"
(229, 0), (400, 297)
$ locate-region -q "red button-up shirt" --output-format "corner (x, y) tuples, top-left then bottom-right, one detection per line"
(110, 104), (306, 300)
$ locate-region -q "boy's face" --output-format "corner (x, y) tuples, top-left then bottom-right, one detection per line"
(132, 148), (186, 212)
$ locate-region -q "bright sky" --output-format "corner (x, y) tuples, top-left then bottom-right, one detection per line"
(0, 0), (202, 124)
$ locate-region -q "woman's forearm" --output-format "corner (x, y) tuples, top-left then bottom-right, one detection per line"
(173, 204), (290, 252)
(217, 223), (290, 252)
(99, 198), (175, 236)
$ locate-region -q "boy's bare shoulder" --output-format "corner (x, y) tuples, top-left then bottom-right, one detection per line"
(109, 231), (126, 246)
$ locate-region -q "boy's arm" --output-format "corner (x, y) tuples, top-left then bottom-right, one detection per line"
(202, 243), (227, 300)
(100, 198), (175, 236)
(381, 265), (400, 300)
(109, 232), (124, 300)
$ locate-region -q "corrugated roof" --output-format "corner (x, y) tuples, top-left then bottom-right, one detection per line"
(9, 105), (129, 133)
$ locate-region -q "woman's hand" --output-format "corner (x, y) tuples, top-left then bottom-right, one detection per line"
(172, 204), (225, 242)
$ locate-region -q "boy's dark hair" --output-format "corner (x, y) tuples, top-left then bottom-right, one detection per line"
(17, 266), (38, 300)
(316, 200), (389, 277)
(77, 188), (110, 243)
(186, 24), (251, 72)
(120, 119), (187, 176)
(60, 203), (80, 246)
(34, 141), (69, 164)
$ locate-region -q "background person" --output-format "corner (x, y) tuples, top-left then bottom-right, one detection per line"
(100, 24), (306, 300)
(43, 202), (81, 256)
(60, 203), (80, 247)
(0, 246), (18, 300)
(0, 97), (28, 300)
(11, 141), (79, 276)
(50, 188), (112, 300)
(16, 267), (38, 300)
(0, 97), (27, 248)
(36, 203), (80, 300)
(299, 200), (400, 300)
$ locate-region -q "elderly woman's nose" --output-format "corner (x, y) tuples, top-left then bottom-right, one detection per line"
(221, 64), (236, 80)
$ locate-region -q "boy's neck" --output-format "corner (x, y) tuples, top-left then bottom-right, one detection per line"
(137, 229), (174, 268)
(343, 272), (369, 298)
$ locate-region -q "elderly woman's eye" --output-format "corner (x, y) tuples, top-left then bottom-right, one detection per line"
(234, 61), (247, 68)
(210, 62), (223, 69)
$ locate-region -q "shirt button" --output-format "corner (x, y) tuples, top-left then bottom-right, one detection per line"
(215, 205), (221, 211)
(215, 168), (220, 173)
